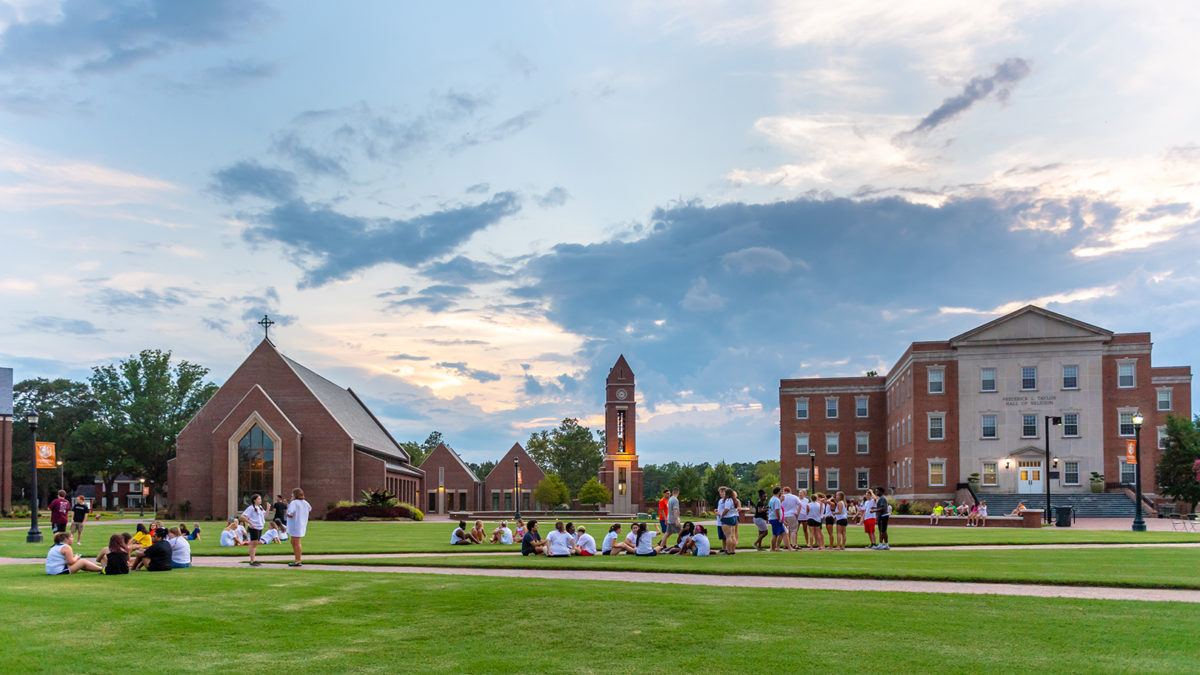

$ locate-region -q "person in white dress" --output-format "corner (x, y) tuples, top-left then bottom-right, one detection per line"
(285, 487), (312, 567)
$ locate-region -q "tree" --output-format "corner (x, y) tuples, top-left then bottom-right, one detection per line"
(672, 463), (704, 514)
(754, 460), (781, 492)
(469, 460), (497, 480)
(533, 473), (570, 509)
(1156, 415), (1200, 512)
(70, 418), (132, 504)
(641, 461), (680, 502)
(525, 418), (603, 496)
(865, 370), (879, 377)
(703, 461), (739, 506)
(10, 378), (96, 504)
(403, 431), (443, 466)
(576, 477), (612, 507)
(88, 350), (217, 499)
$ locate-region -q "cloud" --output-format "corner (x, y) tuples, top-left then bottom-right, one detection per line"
(465, 183), (490, 194)
(93, 287), (190, 311)
(451, 108), (541, 151)
(902, 57), (1032, 137)
(388, 353), (429, 361)
(210, 161), (298, 202)
(0, 0), (272, 75)
(203, 286), (296, 339)
(425, 338), (488, 346)
(269, 130), (346, 178)
(437, 361), (501, 383)
(938, 285), (1119, 316)
(379, 284), (472, 313)
(421, 256), (512, 285)
(0, 141), (176, 209)
(535, 186), (570, 208)
(721, 246), (796, 275)
(243, 191), (521, 287)
(22, 316), (105, 335)
(681, 277), (726, 311)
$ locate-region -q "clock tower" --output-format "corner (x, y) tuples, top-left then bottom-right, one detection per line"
(600, 355), (641, 515)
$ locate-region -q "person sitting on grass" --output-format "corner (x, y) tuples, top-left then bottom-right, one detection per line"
(930, 503), (943, 525)
(565, 522), (578, 549)
(219, 519), (242, 547)
(259, 522), (283, 545)
(491, 521), (513, 544)
(451, 521), (477, 545)
(132, 528), (172, 572)
(273, 519), (289, 541)
(97, 533), (131, 575)
(167, 527), (192, 569)
(178, 523), (199, 541)
(680, 525), (711, 556)
(521, 519), (545, 556)
(575, 526), (597, 556)
(131, 523), (153, 549)
(468, 520), (486, 544)
(600, 524), (622, 555)
(45, 532), (102, 575)
(514, 518), (526, 541)
(635, 522), (659, 556)
(545, 521), (573, 557)
(661, 521), (695, 555)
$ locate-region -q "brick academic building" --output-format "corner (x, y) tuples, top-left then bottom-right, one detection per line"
(779, 306), (1192, 502)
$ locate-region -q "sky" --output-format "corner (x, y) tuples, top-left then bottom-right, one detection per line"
(0, 0), (1198, 465)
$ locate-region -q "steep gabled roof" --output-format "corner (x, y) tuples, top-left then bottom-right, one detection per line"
(419, 442), (481, 483)
(607, 354), (634, 383)
(483, 442), (545, 483)
(278, 352), (410, 462)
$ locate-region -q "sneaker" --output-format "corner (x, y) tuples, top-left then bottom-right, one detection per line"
(249, 561), (263, 567)
(287, 561), (303, 567)
(880, 544), (890, 550)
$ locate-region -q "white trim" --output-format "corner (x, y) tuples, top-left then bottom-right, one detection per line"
(226, 412), (283, 518)
(1156, 387), (1173, 412)
(981, 461), (998, 487)
(1061, 364), (1079, 390)
(825, 432), (840, 455)
(1062, 460), (1081, 486)
(1021, 413), (1039, 439)
(927, 458), (947, 487)
(855, 468), (870, 491)
(1117, 408), (1137, 438)
(794, 432), (810, 454)
(927, 365), (945, 394)
(981, 413), (998, 440)
(795, 397), (809, 420)
(1117, 359), (1137, 389)
(854, 395), (869, 418)
(927, 412), (946, 441)
(1020, 365), (1038, 391)
(824, 396), (839, 419)
(979, 366), (997, 393)
(855, 431), (870, 455)
(1062, 412), (1080, 438)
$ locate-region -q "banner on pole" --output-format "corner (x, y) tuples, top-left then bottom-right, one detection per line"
(1125, 439), (1137, 465)
(35, 441), (56, 469)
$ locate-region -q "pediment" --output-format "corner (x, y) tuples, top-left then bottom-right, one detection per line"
(951, 306), (1111, 345)
(1009, 446), (1045, 458)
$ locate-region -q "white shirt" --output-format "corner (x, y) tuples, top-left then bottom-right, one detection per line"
(692, 534), (711, 556)
(242, 504), (266, 530)
(635, 529), (657, 555)
(450, 528), (467, 544)
(768, 495), (783, 521)
(862, 499), (877, 520)
(717, 498), (736, 519)
(546, 530), (573, 556)
(169, 536), (191, 564)
(602, 531), (618, 553)
(577, 533), (597, 555)
(286, 499), (312, 537)
(781, 493), (801, 518)
(625, 531), (637, 546)
(46, 543), (68, 575)
(219, 530), (238, 547)
(498, 527), (513, 545)
(799, 498), (812, 520)
(260, 528), (281, 544)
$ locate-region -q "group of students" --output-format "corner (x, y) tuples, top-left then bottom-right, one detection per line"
(518, 519), (713, 557)
(44, 523), (194, 576)
(761, 485), (894, 551)
(222, 490), (312, 566)
(450, 519), (516, 545)
(930, 500), (991, 526)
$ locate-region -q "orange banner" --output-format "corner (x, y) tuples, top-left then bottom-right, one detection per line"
(35, 441), (56, 469)
(1125, 439), (1137, 465)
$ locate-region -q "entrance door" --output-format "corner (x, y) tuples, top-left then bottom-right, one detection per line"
(1017, 460), (1043, 494)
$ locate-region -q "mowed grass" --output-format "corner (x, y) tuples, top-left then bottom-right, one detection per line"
(2, 518), (1198, 558)
(302, 546), (1200, 589)
(0, 565), (1197, 673)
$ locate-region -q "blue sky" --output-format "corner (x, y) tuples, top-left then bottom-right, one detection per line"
(1, 1), (1197, 464)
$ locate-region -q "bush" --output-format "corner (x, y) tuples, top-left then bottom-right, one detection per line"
(895, 500), (911, 515)
(399, 502), (423, 521)
(360, 489), (398, 508)
(908, 500), (934, 516)
(325, 503), (423, 521)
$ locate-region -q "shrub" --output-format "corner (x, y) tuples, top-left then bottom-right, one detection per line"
(399, 502), (423, 521)
(360, 489), (398, 508)
(908, 500), (934, 516)
(325, 503), (423, 521)
(895, 500), (912, 515)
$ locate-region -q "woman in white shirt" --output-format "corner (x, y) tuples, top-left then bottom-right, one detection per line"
(716, 487), (739, 555)
(491, 521), (514, 544)
(242, 494), (267, 567)
(45, 532), (101, 575)
(219, 520), (241, 547)
(286, 487), (312, 567)
(575, 526), (597, 556)
(635, 523), (659, 556)
(601, 524), (628, 555)
(685, 525), (711, 557)
(545, 521), (573, 557)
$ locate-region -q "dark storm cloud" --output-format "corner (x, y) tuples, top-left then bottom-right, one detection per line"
(243, 191), (520, 287)
(210, 161), (298, 202)
(437, 361), (501, 383)
(23, 316), (105, 335)
(904, 57), (1031, 136)
(0, 0), (272, 75)
(378, 284), (472, 313)
(421, 256), (512, 285)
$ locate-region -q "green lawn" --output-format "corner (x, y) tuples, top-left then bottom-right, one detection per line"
(300, 546), (1200, 589)
(0, 565), (1195, 673)
(2, 518), (1197, 558)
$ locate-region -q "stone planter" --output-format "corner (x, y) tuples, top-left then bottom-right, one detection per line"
(1090, 482), (1104, 493)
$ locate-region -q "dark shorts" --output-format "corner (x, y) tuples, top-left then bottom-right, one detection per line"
(659, 519), (667, 530)
(52, 522), (67, 534)
(769, 519), (785, 536)
(824, 516), (835, 525)
(248, 528), (262, 541)
(601, 550), (611, 555)
(549, 554), (570, 558)
(806, 519), (821, 527)
(636, 551), (657, 557)
(720, 516), (739, 527)
(57, 567), (70, 575)
(836, 518), (848, 527)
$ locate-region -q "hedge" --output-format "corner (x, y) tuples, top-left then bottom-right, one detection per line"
(325, 503), (423, 521)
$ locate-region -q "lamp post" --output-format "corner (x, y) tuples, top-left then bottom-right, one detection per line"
(138, 479), (145, 518)
(25, 411), (41, 543)
(1044, 415), (1062, 524)
(513, 458), (521, 520)
(1131, 412), (1146, 532)
(57, 460), (64, 493)
(807, 449), (816, 492)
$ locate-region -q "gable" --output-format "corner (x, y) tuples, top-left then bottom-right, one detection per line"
(483, 443), (546, 483)
(419, 443), (480, 482)
(951, 306), (1112, 346)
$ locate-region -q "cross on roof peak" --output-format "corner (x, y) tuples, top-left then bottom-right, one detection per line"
(258, 314), (276, 341)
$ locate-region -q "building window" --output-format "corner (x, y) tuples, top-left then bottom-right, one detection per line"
(1021, 366), (1037, 391)
(928, 461), (946, 487)
(1158, 426), (1168, 450)
(856, 469), (870, 490)
(1118, 361), (1135, 388)
(795, 397), (808, 419)
(980, 367), (997, 392)
(1020, 414), (1037, 438)
(1063, 412), (1079, 437)
(796, 468), (809, 490)
(856, 432), (870, 454)
(1064, 461), (1080, 485)
(459, 491), (468, 511)
(795, 433), (810, 454)
(928, 414), (945, 440)
(1062, 364), (1079, 390)
(825, 397), (838, 419)
(928, 367), (944, 394)
(236, 424), (274, 508)
(981, 414), (997, 439)
(491, 491), (500, 511)
(826, 468), (840, 490)
(1119, 460), (1135, 485)
(855, 396), (869, 418)
(1157, 389), (1172, 411)
(1119, 411), (1135, 437)
(982, 462), (998, 486)
(825, 432), (839, 455)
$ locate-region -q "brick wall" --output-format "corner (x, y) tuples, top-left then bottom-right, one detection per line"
(780, 377), (887, 496)
(418, 443), (482, 513)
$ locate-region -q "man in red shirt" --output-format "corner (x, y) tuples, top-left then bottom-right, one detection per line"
(656, 489), (669, 546)
(49, 490), (71, 534)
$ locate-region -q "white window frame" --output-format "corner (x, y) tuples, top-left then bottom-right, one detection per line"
(1117, 360), (1136, 389)
(825, 397), (838, 419)
(1021, 414), (1038, 439)
(981, 414), (998, 440)
(928, 459), (947, 487)
(795, 433), (810, 454)
(796, 468), (810, 491)
(825, 432), (840, 455)
(980, 367), (997, 393)
(928, 413), (945, 441)
(855, 431), (869, 455)
(1062, 364), (1079, 390)
(1158, 426), (1168, 450)
(1062, 461), (1080, 486)
(1021, 366), (1037, 391)
(1118, 409), (1136, 438)
(1119, 460), (1136, 485)
(1157, 388), (1172, 412)
(982, 461), (998, 486)
(826, 468), (840, 490)
(927, 366), (945, 394)
(1062, 412), (1080, 438)
(795, 397), (809, 420)
(856, 469), (870, 491)
(855, 396), (869, 418)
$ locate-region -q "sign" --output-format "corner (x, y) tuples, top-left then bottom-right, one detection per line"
(35, 441), (56, 469)
(1048, 471), (1060, 480)
(1003, 394), (1057, 407)
(0, 367), (11, 416)
(1125, 439), (1137, 465)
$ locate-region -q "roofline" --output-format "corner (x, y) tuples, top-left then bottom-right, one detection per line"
(346, 387), (409, 461)
(210, 384), (302, 438)
(949, 305), (1113, 344)
(419, 442), (481, 483)
(176, 339), (271, 440)
(278, 351), (357, 447)
(482, 442), (545, 482)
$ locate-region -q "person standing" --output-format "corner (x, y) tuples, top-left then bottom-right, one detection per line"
(70, 495), (91, 544)
(664, 487), (682, 548)
(49, 490), (71, 534)
(242, 494), (267, 567)
(767, 486), (785, 552)
(780, 487), (801, 550)
(874, 488), (891, 550)
(752, 489), (770, 551)
(272, 494), (288, 526)
(833, 491), (848, 551)
(285, 488), (312, 567)
(716, 487), (738, 555)
(862, 489), (878, 549)
(656, 489), (670, 544)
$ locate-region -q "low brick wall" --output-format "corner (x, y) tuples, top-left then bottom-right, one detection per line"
(886, 511), (1042, 528)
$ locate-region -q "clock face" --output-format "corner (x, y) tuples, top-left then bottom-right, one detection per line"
(615, 388), (628, 400)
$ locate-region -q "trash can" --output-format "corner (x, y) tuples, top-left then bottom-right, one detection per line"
(1055, 506), (1073, 527)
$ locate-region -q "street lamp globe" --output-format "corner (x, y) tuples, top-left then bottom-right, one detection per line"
(1132, 412), (1144, 426)
(25, 411), (38, 427)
